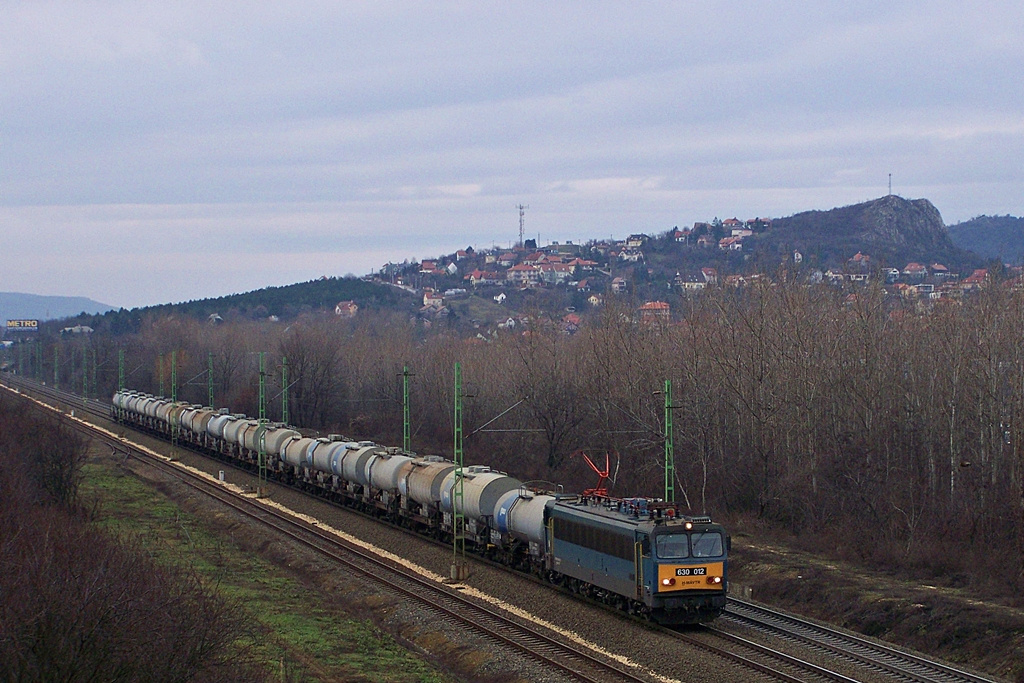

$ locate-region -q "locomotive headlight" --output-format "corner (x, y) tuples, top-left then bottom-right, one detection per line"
(706, 576), (722, 585)
(685, 522), (693, 530)
(661, 578), (676, 586)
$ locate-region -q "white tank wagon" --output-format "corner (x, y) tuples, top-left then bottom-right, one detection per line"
(282, 436), (317, 469)
(306, 438), (346, 472)
(129, 394), (152, 415)
(111, 390), (134, 412)
(205, 411), (236, 441)
(361, 449), (414, 510)
(328, 442), (362, 477)
(141, 396), (164, 420)
(341, 443), (384, 488)
(402, 458), (455, 510)
(189, 408), (220, 441)
(157, 401), (189, 429)
(178, 405), (200, 432)
(365, 450), (413, 492)
(494, 489), (556, 548)
(258, 425), (301, 458)
(438, 464), (520, 528)
(222, 418), (256, 447)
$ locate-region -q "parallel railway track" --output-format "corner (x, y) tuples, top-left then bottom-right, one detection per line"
(719, 598), (998, 683)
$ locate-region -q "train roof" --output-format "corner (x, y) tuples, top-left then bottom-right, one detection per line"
(550, 494), (722, 533)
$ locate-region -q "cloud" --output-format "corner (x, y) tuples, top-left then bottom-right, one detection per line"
(2, 2), (1023, 305)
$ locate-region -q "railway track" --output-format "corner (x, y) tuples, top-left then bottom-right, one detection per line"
(719, 598), (999, 683)
(3, 379), (648, 683)
(3, 375), (1004, 682)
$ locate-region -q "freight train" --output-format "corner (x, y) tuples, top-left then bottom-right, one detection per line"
(111, 390), (729, 624)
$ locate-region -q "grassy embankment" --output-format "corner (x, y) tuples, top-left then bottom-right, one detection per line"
(80, 458), (453, 683)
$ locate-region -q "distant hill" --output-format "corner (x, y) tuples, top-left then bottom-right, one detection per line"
(1, 292), (114, 330)
(747, 195), (983, 270)
(947, 215), (1024, 265)
(66, 276), (419, 335)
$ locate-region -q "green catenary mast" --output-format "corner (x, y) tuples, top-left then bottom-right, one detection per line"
(171, 351), (178, 448)
(402, 365), (412, 452)
(281, 356), (288, 425)
(452, 362), (467, 580)
(663, 378), (675, 504)
(257, 351), (268, 496)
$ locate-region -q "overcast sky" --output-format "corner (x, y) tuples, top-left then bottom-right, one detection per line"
(3, 2), (1022, 309)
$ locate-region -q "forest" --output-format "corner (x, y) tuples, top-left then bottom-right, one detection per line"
(13, 278), (1024, 596)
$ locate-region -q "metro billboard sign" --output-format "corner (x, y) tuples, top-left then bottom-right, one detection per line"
(6, 320), (39, 330)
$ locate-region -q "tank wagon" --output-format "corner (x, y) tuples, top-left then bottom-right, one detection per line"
(112, 389), (729, 623)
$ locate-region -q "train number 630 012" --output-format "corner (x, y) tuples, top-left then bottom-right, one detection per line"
(675, 567), (707, 576)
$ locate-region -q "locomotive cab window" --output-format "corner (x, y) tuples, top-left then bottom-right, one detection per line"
(691, 532), (724, 558)
(655, 533), (689, 559)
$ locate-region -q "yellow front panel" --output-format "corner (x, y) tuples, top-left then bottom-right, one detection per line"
(657, 562), (724, 592)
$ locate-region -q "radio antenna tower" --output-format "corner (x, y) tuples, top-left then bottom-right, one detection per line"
(517, 204), (528, 247)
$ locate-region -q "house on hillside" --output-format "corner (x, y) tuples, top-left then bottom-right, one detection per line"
(902, 263), (927, 281)
(506, 263), (541, 286)
(639, 301), (670, 324)
(619, 248), (644, 262)
(611, 277), (628, 294)
(423, 291), (445, 308)
(930, 263), (951, 281)
(676, 275), (706, 291)
(539, 262), (574, 284)
(334, 300), (359, 318)
(962, 269), (989, 290)
(466, 269), (501, 287)
(625, 234), (649, 249)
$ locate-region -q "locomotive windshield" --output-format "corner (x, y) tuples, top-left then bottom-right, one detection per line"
(691, 532), (724, 558)
(655, 531), (725, 560)
(655, 533), (689, 559)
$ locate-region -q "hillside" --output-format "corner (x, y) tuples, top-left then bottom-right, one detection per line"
(1, 292), (113, 330)
(947, 215), (1024, 264)
(62, 277), (419, 335)
(746, 195), (982, 270)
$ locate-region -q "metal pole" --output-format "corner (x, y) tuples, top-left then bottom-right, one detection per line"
(118, 348), (125, 420)
(281, 356), (289, 425)
(664, 378), (675, 504)
(171, 351), (178, 448)
(54, 345), (59, 389)
(208, 352), (214, 407)
(452, 362), (467, 580)
(403, 365), (411, 452)
(158, 354), (164, 396)
(258, 352), (267, 494)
